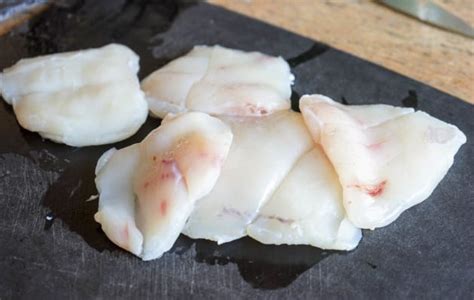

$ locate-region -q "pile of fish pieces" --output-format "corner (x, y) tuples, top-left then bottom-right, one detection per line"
(98, 45), (466, 260)
(0, 44), (466, 261)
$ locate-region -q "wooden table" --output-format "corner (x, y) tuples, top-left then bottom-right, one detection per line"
(1, 1), (473, 104)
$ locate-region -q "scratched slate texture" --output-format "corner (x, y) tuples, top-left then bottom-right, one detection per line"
(0, 1), (473, 299)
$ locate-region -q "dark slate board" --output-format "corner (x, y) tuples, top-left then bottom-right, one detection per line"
(0, 0), (473, 298)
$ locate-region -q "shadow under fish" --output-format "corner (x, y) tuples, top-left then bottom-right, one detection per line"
(171, 235), (336, 289)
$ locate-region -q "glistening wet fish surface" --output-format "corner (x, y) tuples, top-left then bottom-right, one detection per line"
(0, 0), (472, 297)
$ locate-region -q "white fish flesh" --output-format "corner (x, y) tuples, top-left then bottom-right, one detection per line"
(94, 145), (143, 256)
(95, 112), (232, 260)
(247, 147), (362, 250)
(141, 45), (292, 118)
(0, 44), (148, 146)
(300, 94), (467, 229)
(182, 111), (313, 244)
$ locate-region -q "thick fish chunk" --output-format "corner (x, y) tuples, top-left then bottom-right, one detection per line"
(95, 145), (143, 256)
(141, 45), (292, 118)
(247, 147), (362, 250)
(183, 111), (313, 244)
(300, 95), (467, 229)
(0, 44), (148, 146)
(95, 112), (232, 260)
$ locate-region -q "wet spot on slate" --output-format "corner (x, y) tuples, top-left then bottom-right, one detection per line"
(341, 96), (350, 105)
(287, 42), (329, 68)
(366, 262), (377, 269)
(402, 90), (418, 109)
(291, 90), (301, 112)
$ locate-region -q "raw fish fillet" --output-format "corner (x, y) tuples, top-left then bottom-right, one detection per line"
(141, 45), (292, 118)
(95, 112), (232, 260)
(300, 95), (467, 229)
(183, 111), (313, 243)
(0, 44), (148, 146)
(95, 145), (143, 256)
(247, 147), (362, 250)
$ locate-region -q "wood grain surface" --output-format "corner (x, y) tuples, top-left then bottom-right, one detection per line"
(209, 0), (474, 104)
(0, 0), (473, 104)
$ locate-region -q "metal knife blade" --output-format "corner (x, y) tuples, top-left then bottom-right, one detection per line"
(379, 0), (474, 39)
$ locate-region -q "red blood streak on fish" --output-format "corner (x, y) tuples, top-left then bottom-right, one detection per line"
(199, 152), (209, 159)
(159, 159), (183, 183)
(198, 152), (223, 166)
(160, 172), (175, 180)
(244, 103), (268, 115)
(367, 181), (386, 197)
(367, 141), (386, 150)
(351, 180), (387, 197)
(160, 201), (168, 215)
(160, 159), (177, 179)
(122, 224), (129, 242)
